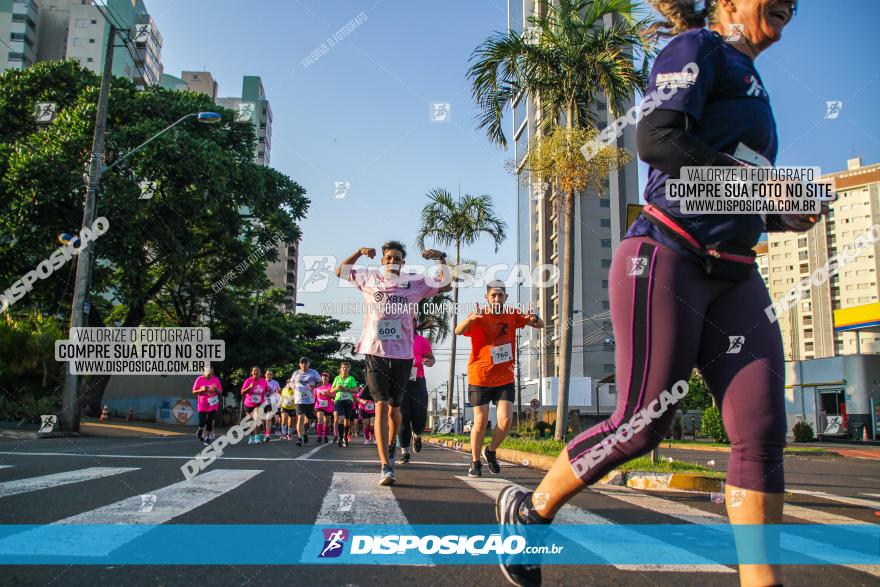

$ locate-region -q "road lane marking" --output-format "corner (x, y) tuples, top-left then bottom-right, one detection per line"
(788, 489), (880, 510)
(862, 493), (880, 499)
(784, 503), (875, 526)
(303, 472), (432, 565)
(0, 467), (139, 498)
(80, 422), (186, 436)
(0, 469), (262, 557)
(457, 475), (734, 573)
(595, 485), (880, 578)
(0, 451), (470, 466)
(296, 441), (332, 460)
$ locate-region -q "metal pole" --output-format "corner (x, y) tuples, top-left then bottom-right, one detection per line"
(515, 332), (522, 430)
(60, 25), (117, 432)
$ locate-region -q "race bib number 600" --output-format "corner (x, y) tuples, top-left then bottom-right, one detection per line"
(377, 319), (402, 341)
(491, 343), (513, 365)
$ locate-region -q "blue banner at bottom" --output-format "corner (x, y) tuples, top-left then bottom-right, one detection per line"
(0, 524), (876, 565)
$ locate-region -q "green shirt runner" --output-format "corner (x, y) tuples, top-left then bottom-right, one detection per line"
(332, 375), (358, 401)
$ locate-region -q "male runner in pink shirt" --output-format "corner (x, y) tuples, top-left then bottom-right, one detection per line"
(336, 241), (450, 485)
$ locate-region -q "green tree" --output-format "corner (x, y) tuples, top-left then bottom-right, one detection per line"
(683, 369), (713, 411)
(416, 188), (507, 418)
(469, 0), (655, 440)
(0, 61), (309, 416)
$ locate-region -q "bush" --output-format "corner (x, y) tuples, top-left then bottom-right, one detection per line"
(535, 421), (551, 438)
(793, 421), (815, 443)
(672, 415), (683, 440)
(701, 406), (729, 443)
(0, 394), (59, 425)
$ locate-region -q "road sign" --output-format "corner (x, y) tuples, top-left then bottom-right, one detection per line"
(530, 398), (540, 410)
(35, 102), (57, 123)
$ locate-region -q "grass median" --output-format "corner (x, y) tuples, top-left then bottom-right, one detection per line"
(424, 433), (724, 477)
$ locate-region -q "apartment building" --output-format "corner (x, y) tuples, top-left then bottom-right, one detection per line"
(764, 157), (880, 359)
(2, 0), (163, 87)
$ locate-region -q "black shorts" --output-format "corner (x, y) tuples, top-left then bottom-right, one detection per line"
(334, 399), (354, 420)
(198, 410), (217, 428)
(295, 404), (315, 418)
(281, 407), (296, 417)
(468, 383), (516, 407)
(365, 354), (412, 408)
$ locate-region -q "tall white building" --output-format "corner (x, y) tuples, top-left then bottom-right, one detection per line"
(509, 0), (640, 414)
(2, 0), (163, 88)
(764, 157), (880, 360)
(0, 0), (39, 71)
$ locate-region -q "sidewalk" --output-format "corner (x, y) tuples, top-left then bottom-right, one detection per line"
(660, 440), (880, 459)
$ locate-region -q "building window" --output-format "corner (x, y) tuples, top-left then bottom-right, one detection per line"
(601, 259), (611, 268)
(75, 18), (89, 28)
(600, 239), (611, 248)
(72, 38), (87, 47)
(601, 280), (608, 289)
(799, 251), (808, 261)
(602, 300), (609, 310)
(798, 237), (807, 248)
(600, 218), (610, 228)
(599, 199), (610, 208)
(603, 364), (615, 372)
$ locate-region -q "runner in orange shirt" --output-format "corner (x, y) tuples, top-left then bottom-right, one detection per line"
(455, 280), (544, 477)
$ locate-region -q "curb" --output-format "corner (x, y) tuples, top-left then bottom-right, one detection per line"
(0, 430), (82, 440)
(425, 437), (723, 493)
(661, 442), (837, 458)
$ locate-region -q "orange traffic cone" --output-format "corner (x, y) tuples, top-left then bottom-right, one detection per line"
(100, 405), (109, 420)
(127, 407), (133, 421)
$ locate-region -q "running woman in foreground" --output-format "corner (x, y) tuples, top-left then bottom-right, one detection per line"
(192, 364), (222, 445)
(496, 2), (809, 586)
(331, 362), (358, 447)
(292, 357), (322, 446)
(396, 317), (436, 464)
(314, 372), (334, 443)
(336, 241), (451, 485)
(458, 282), (543, 477)
(240, 366), (268, 444)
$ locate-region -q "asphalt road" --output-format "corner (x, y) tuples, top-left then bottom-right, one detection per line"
(0, 434), (877, 586)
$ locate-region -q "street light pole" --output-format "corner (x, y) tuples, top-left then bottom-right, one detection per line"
(60, 25), (116, 432)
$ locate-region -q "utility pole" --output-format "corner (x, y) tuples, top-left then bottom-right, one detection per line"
(515, 331), (522, 429)
(60, 25), (117, 432)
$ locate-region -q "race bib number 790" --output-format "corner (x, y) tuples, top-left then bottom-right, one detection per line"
(491, 343), (513, 365)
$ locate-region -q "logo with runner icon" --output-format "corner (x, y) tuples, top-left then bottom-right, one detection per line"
(319, 528), (349, 558)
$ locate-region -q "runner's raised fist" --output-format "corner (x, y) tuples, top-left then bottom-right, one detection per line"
(359, 247), (376, 258)
(421, 249), (447, 261)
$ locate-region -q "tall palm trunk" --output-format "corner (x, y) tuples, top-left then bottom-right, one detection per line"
(445, 242), (462, 418)
(555, 104), (576, 441)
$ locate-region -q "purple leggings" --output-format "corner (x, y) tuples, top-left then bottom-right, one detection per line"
(566, 236), (786, 493)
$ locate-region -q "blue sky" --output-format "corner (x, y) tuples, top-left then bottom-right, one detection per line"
(149, 0), (880, 389)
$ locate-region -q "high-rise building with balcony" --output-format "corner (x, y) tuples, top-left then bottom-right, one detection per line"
(766, 157), (880, 360)
(3, 0), (163, 88)
(509, 0), (640, 414)
(0, 0), (39, 71)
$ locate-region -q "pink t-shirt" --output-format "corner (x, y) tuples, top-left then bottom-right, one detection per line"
(347, 267), (440, 359)
(315, 384), (335, 412)
(412, 334), (432, 379)
(193, 375), (223, 412)
(241, 376), (268, 408)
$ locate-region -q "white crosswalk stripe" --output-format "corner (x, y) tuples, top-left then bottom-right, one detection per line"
(789, 489), (880, 510)
(0, 469), (262, 557)
(595, 485), (880, 578)
(457, 476), (734, 573)
(302, 472), (432, 565)
(0, 465), (13, 469)
(0, 467), (138, 498)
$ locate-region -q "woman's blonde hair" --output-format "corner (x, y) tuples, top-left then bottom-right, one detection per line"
(648, 0), (718, 36)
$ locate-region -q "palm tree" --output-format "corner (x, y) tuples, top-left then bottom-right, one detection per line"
(468, 0), (654, 440)
(416, 189), (507, 418)
(416, 292), (454, 344)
